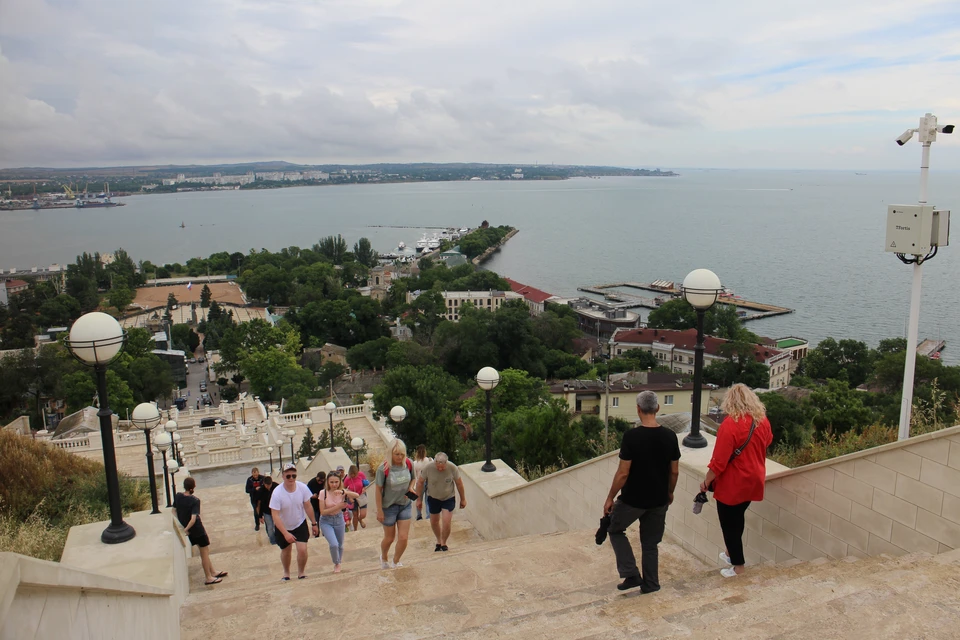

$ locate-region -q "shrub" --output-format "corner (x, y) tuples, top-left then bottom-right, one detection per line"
(770, 423), (897, 468)
(0, 430), (150, 561)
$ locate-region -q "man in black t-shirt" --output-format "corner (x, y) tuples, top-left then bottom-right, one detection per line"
(256, 476), (279, 544)
(602, 390), (680, 594)
(306, 472), (326, 537)
(245, 468), (263, 531)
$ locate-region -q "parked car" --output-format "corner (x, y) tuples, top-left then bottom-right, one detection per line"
(198, 356), (206, 363)
(186, 358), (196, 364)
(201, 393), (212, 406)
(199, 382), (207, 392)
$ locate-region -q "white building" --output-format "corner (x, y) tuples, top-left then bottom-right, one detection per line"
(406, 290), (524, 322)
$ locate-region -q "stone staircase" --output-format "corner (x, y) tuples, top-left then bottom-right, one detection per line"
(179, 485), (960, 639)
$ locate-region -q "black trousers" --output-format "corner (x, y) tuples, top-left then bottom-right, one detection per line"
(608, 499), (668, 592)
(716, 499), (751, 566)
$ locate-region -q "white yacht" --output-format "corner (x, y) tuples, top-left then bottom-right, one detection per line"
(398, 241), (406, 250)
(427, 235), (441, 251)
(415, 234), (429, 252)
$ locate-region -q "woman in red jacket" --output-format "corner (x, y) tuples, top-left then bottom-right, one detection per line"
(699, 384), (773, 578)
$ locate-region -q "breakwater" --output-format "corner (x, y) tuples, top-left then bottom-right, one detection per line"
(474, 228), (519, 265)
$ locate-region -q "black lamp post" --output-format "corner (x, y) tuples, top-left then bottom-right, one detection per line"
(267, 446), (274, 476)
(131, 402), (162, 514)
(154, 432), (173, 507)
(476, 367), (500, 472)
(284, 429), (296, 463)
(169, 460), (180, 495)
(66, 312), (135, 544)
(680, 268), (722, 449)
(324, 402), (337, 452)
(277, 439), (285, 468)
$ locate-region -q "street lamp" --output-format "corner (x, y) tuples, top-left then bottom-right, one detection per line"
(154, 431), (173, 507)
(324, 402), (337, 452)
(267, 446), (274, 475)
(65, 311), (135, 544)
(168, 459), (180, 496)
(131, 402), (162, 515)
(389, 405), (406, 431)
(165, 420), (180, 464)
(680, 268), (723, 449)
(277, 439), (285, 467)
(283, 429), (296, 463)
(476, 366), (500, 472)
(351, 437), (365, 468)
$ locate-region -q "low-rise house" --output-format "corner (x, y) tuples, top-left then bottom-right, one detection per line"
(611, 327), (793, 389)
(504, 278), (557, 316)
(561, 297), (642, 339)
(548, 371), (711, 423)
(4, 279), (29, 297)
(319, 343), (348, 366)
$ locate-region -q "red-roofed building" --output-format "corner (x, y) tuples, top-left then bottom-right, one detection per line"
(504, 278), (557, 316)
(611, 327), (793, 389)
(4, 279), (29, 296)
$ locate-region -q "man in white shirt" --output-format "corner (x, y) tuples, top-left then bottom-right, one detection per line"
(269, 463), (317, 580)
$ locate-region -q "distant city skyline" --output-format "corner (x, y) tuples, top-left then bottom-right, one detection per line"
(1, 0), (959, 170)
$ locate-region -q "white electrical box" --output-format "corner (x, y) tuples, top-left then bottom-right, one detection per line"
(932, 209), (950, 247)
(886, 204), (934, 254)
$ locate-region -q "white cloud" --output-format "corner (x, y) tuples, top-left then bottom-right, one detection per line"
(0, 0), (959, 168)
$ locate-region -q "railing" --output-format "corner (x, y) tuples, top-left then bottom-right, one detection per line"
(278, 411), (309, 424)
(51, 437), (90, 449)
(335, 404), (366, 418)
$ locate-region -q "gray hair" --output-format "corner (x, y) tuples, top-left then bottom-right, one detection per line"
(435, 452), (449, 464)
(636, 390), (659, 414)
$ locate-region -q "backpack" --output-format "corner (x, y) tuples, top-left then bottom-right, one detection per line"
(381, 458), (413, 496)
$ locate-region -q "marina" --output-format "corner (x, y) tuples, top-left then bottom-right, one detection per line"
(578, 280), (794, 321)
(917, 339), (946, 359)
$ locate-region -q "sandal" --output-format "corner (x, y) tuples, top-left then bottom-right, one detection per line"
(298, 575), (308, 579)
(435, 544), (442, 552)
(204, 577), (222, 585)
(215, 571), (228, 578)
(440, 545), (449, 551)
(280, 577), (291, 582)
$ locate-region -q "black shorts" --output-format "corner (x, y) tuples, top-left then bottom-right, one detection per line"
(276, 520), (310, 550)
(427, 496), (456, 514)
(188, 532), (210, 548)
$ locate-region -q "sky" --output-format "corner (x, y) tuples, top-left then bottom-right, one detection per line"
(1, 0), (959, 170)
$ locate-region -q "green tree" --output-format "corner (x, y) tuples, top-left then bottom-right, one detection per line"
(346, 337), (395, 370)
(200, 284), (212, 308)
(804, 338), (872, 387)
(108, 284), (134, 314)
(297, 427), (318, 458)
(316, 235), (348, 264)
(757, 391), (814, 448)
(38, 294), (81, 328)
(373, 365), (464, 451)
(353, 237), (379, 268)
(809, 379), (875, 436)
(171, 324), (201, 354)
(166, 293), (179, 312)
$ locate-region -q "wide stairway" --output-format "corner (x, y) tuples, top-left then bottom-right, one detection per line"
(180, 485), (960, 639)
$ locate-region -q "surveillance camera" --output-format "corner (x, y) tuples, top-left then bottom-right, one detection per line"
(896, 129), (915, 146)
(940, 124), (955, 134)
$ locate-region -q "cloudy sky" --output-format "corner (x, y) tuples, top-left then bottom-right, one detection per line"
(1, 0), (959, 169)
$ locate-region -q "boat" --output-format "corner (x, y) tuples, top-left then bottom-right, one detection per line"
(427, 235), (440, 250)
(415, 234), (429, 252)
(398, 241), (405, 250)
(180, 221), (186, 229)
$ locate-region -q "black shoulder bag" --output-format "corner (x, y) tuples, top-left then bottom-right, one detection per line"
(707, 419), (757, 492)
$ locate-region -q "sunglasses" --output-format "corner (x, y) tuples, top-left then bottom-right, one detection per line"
(285, 474), (297, 479)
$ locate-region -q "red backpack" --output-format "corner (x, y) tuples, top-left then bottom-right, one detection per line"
(381, 458), (413, 495)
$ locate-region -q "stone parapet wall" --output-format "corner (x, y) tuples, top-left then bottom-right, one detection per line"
(461, 425), (960, 569)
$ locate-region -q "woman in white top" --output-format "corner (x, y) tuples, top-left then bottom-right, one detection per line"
(318, 472), (360, 574)
(412, 444), (433, 521)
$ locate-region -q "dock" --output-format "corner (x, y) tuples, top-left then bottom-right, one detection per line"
(917, 339), (946, 358)
(577, 281), (794, 321)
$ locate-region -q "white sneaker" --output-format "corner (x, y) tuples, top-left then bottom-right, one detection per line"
(720, 567), (739, 578)
(719, 552), (732, 565)
(393, 562), (403, 568)
(380, 559), (391, 570)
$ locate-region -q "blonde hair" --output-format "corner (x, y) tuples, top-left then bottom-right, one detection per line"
(325, 473), (342, 491)
(721, 383), (767, 421)
(415, 444), (427, 461)
(389, 438), (407, 458)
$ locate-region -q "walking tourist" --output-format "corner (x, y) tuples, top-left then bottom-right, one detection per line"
(343, 465), (369, 531)
(416, 452), (466, 551)
(256, 475), (278, 544)
(245, 467), (264, 530)
(412, 445), (433, 520)
(375, 439), (417, 569)
(603, 390), (680, 594)
(318, 472), (361, 573)
(307, 471), (326, 536)
(175, 477), (228, 586)
(269, 462), (318, 581)
(699, 384), (773, 578)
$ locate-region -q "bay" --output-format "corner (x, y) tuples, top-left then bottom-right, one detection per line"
(1, 170), (959, 363)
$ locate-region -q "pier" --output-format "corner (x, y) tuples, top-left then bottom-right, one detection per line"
(577, 281), (794, 321)
(917, 339), (946, 358)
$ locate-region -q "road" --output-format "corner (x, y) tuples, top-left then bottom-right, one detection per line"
(178, 343), (219, 411)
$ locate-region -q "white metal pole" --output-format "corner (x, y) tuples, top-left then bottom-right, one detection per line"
(897, 141), (931, 441)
